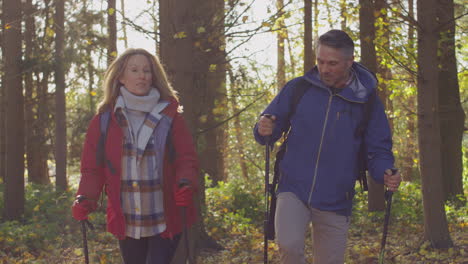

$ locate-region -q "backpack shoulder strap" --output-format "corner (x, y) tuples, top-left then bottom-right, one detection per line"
(166, 122), (176, 164)
(272, 78), (310, 186)
(287, 77), (310, 123)
(356, 89), (378, 191)
(355, 89), (377, 138)
(96, 110), (115, 174)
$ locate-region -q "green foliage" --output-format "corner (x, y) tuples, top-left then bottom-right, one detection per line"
(0, 184), (75, 257)
(0, 182), (119, 263)
(204, 176), (264, 239)
(202, 179), (467, 263)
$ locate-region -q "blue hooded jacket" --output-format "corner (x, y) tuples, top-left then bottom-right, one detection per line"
(254, 62), (394, 215)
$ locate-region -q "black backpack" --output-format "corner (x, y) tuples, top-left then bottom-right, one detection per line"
(266, 77), (376, 240)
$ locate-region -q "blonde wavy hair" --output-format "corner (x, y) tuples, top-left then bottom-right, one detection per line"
(97, 48), (178, 113)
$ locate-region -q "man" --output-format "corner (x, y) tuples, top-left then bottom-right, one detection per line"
(253, 29), (401, 264)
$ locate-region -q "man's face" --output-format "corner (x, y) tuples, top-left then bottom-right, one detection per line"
(316, 44), (353, 88)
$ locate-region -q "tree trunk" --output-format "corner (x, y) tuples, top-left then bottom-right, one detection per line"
(228, 68), (248, 180)
(3, 0), (25, 220)
(24, 0), (50, 185)
(87, 46), (95, 112)
(303, 0), (313, 73)
(417, 0), (453, 249)
(277, 0), (286, 91)
(375, 0), (394, 129)
(152, 1), (159, 56)
(323, 0), (334, 29)
(120, 0), (128, 49)
(359, 0), (385, 212)
(313, 0), (318, 61)
(159, 0), (226, 259)
(402, 0), (417, 182)
(0, 6), (5, 184)
(54, 0), (67, 191)
(340, 0), (347, 30)
(81, 1), (96, 113)
(436, 0), (465, 204)
(285, 30), (296, 78)
(107, 0), (117, 65)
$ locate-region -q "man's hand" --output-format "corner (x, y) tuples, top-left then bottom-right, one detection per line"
(383, 169), (401, 192)
(258, 115), (276, 136)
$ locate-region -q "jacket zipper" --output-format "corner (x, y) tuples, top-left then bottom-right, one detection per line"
(307, 93), (333, 206)
(307, 93), (365, 207)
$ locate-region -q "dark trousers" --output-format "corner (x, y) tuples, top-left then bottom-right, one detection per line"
(119, 234), (181, 264)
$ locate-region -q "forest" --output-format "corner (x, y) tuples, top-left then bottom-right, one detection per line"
(0, 0), (467, 263)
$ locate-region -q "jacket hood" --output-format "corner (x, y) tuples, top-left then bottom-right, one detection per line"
(304, 62), (377, 103)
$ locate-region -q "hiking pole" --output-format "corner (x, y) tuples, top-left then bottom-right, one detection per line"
(179, 181), (193, 264)
(181, 207), (192, 264)
(263, 135), (271, 264)
(378, 169), (398, 264)
(76, 195), (95, 264)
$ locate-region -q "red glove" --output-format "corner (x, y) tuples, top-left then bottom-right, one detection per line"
(71, 199), (97, 220)
(174, 186), (193, 207)
(160, 229), (172, 239)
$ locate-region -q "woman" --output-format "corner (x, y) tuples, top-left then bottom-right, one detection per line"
(72, 48), (199, 264)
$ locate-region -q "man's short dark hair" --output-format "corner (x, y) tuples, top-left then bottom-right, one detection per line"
(318, 30), (354, 58)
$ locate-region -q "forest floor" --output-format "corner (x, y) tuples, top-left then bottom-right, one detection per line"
(0, 180), (466, 263)
(197, 213), (467, 264)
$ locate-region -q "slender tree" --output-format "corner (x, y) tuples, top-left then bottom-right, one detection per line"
(359, 0), (386, 211)
(277, 0), (286, 90)
(54, 0), (67, 191)
(0, 4), (5, 183)
(313, 0), (318, 60)
(375, 0), (394, 129)
(401, 0), (417, 181)
(417, 0), (453, 249)
(107, 0), (117, 65)
(120, 0), (128, 49)
(436, 0), (465, 203)
(3, 0), (25, 219)
(228, 68), (249, 180)
(340, 0), (347, 30)
(24, 0), (50, 184)
(82, 0), (96, 112)
(285, 28), (296, 78)
(303, 0), (313, 73)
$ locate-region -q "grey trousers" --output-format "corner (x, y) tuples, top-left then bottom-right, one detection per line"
(275, 192), (350, 264)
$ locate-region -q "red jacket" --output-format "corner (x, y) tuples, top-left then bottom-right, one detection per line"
(73, 98), (199, 240)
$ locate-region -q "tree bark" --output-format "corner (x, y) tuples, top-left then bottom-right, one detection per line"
(25, 0), (50, 185)
(285, 30), (296, 78)
(3, 0), (25, 219)
(417, 0), (453, 249)
(436, 0), (465, 204)
(159, 0), (226, 259)
(303, 0), (313, 73)
(0, 3), (5, 184)
(228, 68), (249, 180)
(340, 0), (347, 30)
(313, 0), (318, 61)
(54, 0), (67, 191)
(375, 0), (394, 129)
(120, 0), (128, 49)
(359, 0), (385, 212)
(277, 0), (286, 91)
(107, 0), (117, 65)
(402, 0), (417, 182)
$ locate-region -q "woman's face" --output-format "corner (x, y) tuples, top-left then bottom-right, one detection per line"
(119, 54), (153, 96)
